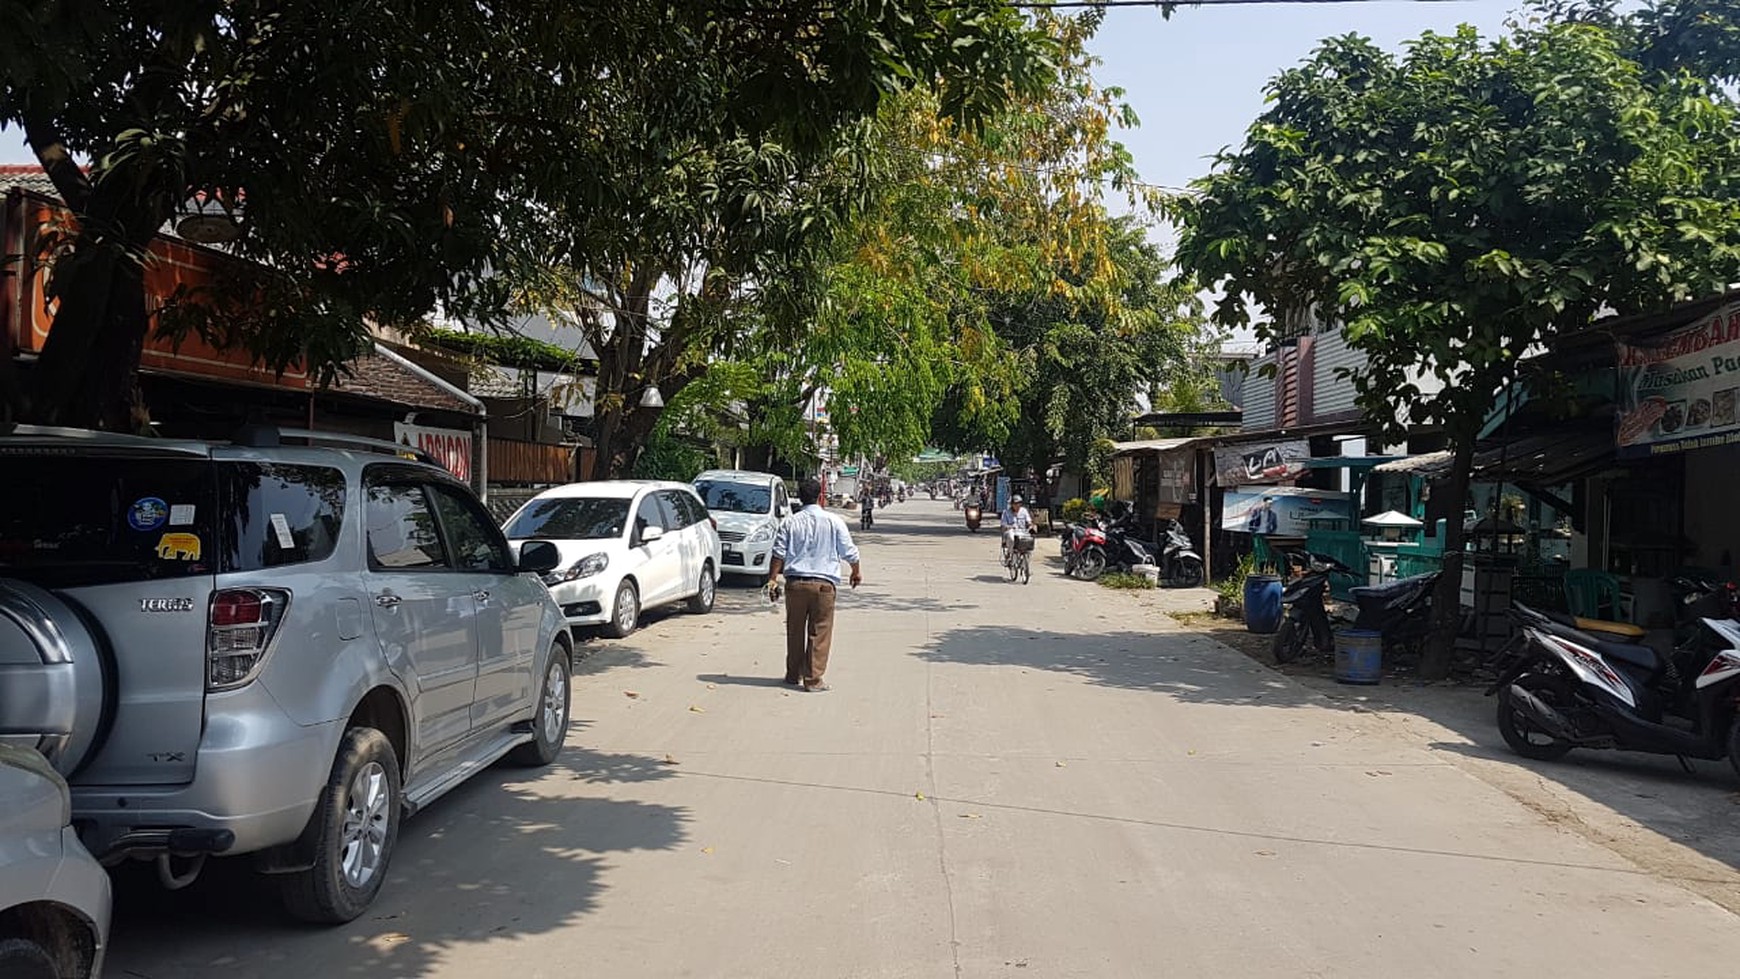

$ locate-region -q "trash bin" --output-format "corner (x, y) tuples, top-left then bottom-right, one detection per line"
(1334, 629), (1383, 685)
(1243, 575), (1283, 633)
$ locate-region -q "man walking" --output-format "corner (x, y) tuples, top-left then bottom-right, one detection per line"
(768, 477), (862, 692)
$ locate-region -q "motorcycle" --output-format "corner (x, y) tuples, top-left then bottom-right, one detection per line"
(1272, 552), (1354, 664)
(1063, 520), (1109, 580)
(1156, 519), (1204, 588)
(1347, 571), (1441, 658)
(964, 503), (983, 532)
(1489, 602), (1740, 774)
(1075, 502), (1154, 578)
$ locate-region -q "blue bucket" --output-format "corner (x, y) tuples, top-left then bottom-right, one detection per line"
(1334, 629), (1383, 685)
(1243, 575), (1283, 634)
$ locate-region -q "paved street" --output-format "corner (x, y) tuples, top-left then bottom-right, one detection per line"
(110, 500), (1740, 978)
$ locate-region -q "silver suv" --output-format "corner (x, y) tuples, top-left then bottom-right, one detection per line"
(0, 427), (571, 924)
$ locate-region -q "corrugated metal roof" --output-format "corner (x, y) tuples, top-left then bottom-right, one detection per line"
(1111, 437), (1203, 455)
(0, 164), (58, 197)
(1371, 451), (1454, 476)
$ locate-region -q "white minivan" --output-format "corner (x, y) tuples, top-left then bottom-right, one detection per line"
(692, 470), (790, 578)
(504, 481), (722, 637)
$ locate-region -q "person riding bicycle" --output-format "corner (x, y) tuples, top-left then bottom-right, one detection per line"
(1000, 494), (1034, 566)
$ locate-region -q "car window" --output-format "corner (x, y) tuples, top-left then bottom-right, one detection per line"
(504, 496), (629, 540)
(218, 462), (346, 571)
(683, 491), (713, 526)
(0, 453), (217, 587)
(660, 490), (701, 528)
(428, 484), (513, 571)
(634, 495), (665, 540)
(775, 484), (788, 514)
(694, 478), (772, 515)
(365, 484), (447, 569)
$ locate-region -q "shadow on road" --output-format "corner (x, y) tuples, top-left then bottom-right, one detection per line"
(697, 672), (790, 688)
(106, 738), (690, 977)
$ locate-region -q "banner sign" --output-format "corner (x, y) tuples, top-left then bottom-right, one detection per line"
(1156, 451), (1194, 504)
(1214, 440), (1310, 486)
(1616, 303), (1740, 457)
(394, 423), (473, 482)
(1221, 487), (1351, 537)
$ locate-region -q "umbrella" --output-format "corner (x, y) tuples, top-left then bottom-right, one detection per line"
(1362, 510), (1424, 528)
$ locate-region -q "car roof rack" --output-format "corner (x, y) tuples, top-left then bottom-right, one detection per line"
(233, 425), (442, 468)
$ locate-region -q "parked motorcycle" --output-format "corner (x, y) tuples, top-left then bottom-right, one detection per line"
(1157, 519), (1204, 588)
(964, 503), (983, 532)
(1272, 552), (1354, 664)
(1062, 519), (1109, 580)
(1489, 602), (1740, 775)
(1348, 571), (1441, 658)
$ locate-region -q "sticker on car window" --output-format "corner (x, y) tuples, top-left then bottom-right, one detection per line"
(269, 513), (296, 549)
(155, 532), (202, 561)
(169, 503), (196, 526)
(128, 497), (169, 531)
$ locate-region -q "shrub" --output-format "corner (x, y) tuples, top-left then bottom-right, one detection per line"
(1214, 552), (1257, 615)
(1098, 572), (1152, 590)
(1059, 498), (1092, 523)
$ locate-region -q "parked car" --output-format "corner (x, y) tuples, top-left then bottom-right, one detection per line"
(504, 480), (722, 638)
(0, 745), (110, 979)
(0, 426), (572, 924)
(692, 470), (791, 578)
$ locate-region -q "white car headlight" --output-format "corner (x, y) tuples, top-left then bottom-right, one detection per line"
(543, 552), (609, 585)
(747, 524), (776, 544)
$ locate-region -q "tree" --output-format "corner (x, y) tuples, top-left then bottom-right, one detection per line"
(0, 1), (1055, 433)
(1173, 18), (1740, 677)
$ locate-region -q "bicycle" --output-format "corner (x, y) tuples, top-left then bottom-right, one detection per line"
(1006, 532), (1033, 584)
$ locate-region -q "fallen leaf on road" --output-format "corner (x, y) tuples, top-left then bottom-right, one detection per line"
(1187, 750), (1196, 756)
(372, 932), (412, 949)
(689, 705), (706, 713)
(959, 813), (982, 819)
(624, 691), (641, 699)
(1055, 761), (1067, 768)
(1310, 741), (1326, 747)
(662, 754), (679, 765)
(930, 713), (945, 718)
(706, 683), (717, 689)
(1255, 850), (1276, 857)
(701, 847), (714, 855)
(915, 791), (926, 800)
(1365, 770), (1393, 777)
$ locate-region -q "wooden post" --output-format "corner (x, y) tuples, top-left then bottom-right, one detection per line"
(1200, 447), (1214, 586)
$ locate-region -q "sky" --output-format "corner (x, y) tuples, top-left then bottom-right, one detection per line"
(2, 1), (1524, 195)
(1088, 0), (1519, 205)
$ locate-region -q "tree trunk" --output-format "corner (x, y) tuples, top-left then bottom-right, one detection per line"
(1418, 428), (1476, 680)
(24, 242), (154, 430)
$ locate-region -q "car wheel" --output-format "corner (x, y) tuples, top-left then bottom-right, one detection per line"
(509, 644), (571, 767)
(686, 563), (716, 614)
(0, 938), (60, 979)
(603, 580), (639, 639)
(280, 726), (402, 924)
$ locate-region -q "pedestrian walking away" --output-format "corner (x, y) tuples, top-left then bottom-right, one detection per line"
(768, 477), (863, 692)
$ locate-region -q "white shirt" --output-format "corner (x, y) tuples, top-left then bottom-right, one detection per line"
(772, 505), (861, 585)
(1000, 507), (1034, 532)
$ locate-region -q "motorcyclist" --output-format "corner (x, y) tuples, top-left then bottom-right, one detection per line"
(1000, 494), (1034, 566)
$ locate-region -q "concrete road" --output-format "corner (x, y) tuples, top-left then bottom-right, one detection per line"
(109, 500), (1740, 978)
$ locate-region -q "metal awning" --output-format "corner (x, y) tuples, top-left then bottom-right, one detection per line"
(1369, 430), (1614, 487)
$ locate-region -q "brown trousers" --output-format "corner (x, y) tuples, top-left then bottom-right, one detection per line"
(784, 578), (837, 684)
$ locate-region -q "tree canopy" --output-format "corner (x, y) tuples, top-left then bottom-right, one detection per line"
(1174, 12), (1740, 675)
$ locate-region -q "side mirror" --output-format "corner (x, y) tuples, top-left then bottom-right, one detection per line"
(640, 525), (666, 545)
(518, 540), (561, 574)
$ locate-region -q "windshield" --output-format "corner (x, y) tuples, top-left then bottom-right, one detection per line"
(694, 480), (771, 515)
(0, 452), (218, 587)
(504, 497), (631, 540)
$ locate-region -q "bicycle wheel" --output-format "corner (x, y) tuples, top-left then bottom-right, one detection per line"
(1019, 551), (1031, 584)
(1007, 550), (1020, 581)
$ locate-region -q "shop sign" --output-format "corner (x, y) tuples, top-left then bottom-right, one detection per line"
(394, 423), (472, 482)
(1156, 451), (1194, 504)
(1221, 486), (1351, 537)
(1214, 439), (1309, 485)
(1616, 302), (1740, 457)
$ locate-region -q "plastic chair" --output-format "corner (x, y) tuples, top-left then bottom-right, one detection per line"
(1562, 569), (1625, 622)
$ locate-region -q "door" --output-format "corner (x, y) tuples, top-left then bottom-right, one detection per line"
(659, 490), (704, 595)
(363, 481), (477, 758)
(631, 492), (683, 606)
(427, 483), (545, 732)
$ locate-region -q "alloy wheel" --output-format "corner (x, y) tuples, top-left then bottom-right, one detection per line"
(340, 762), (391, 889)
(541, 660), (568, 744)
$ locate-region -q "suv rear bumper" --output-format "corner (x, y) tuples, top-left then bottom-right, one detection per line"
(72, 691), (342, 861)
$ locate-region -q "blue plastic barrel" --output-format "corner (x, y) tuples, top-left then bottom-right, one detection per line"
(1334, 629), (1383, 685)
(1243, 575), (1283, 634)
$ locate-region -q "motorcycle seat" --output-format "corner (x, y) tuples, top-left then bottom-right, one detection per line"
(1538, 618), (1661, 673)
(1572, 616), (1646, 639)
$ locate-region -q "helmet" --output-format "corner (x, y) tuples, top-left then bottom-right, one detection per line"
(1012, 494), (1025, 504)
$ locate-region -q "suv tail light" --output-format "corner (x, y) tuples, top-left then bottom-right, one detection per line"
(208, 588), (289, 691)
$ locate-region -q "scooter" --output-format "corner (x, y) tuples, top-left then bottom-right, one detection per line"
(1064, 521), (1109, 580)
(1157, 519), (1204, 588)
(1489, 603), (1740, 775)
(964, 503), (983, 532)
(1348, 571), (1441, 658)
(1272, 552), (1354, 664)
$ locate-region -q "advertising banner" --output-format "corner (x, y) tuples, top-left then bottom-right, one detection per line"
(394, 423), (473, 482)
(1221, 486), (1351, 537)
(1214, 439), (1310, 486)
(1156, 451), (1194, 504)
(1616, 302), (1740, 457)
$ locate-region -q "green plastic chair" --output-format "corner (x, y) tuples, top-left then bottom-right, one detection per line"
(1562, 569), (1624, 622)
